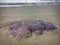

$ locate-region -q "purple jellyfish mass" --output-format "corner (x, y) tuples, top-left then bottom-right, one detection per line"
(9, 20), (57, 39)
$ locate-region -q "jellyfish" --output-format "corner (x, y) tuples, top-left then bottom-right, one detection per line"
(8, 20), (57, 38)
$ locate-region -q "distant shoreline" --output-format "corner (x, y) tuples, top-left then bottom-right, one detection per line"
(0, 2), (60, 5)
(0, 2), (60, 7)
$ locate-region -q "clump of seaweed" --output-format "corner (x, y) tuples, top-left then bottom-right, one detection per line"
(8, 20), (57, 39)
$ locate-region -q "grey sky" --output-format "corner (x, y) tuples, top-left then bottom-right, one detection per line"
(0, 0), (40, 3)
(0, 0), (59, 3)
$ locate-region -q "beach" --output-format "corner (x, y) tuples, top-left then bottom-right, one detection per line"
(0, 5), (60, 45)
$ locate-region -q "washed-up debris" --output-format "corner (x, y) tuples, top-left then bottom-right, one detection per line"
(8, 20), (57, 39)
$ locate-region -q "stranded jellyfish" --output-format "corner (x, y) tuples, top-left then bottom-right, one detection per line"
(9, 21), (31, 38)
(8, 20), (57, 39)
(17, 27), (31, 38)
(43, 21), (57, 31)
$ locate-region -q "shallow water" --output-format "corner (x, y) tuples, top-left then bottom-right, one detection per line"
(0, 6), (60, 45)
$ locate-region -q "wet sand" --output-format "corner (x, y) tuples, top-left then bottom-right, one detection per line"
(0, 6), (60, 45)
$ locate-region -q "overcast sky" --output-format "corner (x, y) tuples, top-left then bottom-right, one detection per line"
(0, 0), (58, 3)
(0, 0), (40, 3)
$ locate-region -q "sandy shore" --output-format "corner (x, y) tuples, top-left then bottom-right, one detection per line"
(0, 5), (60, 45)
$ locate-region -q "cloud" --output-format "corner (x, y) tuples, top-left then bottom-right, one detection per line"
(0, 0), (40, 3)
